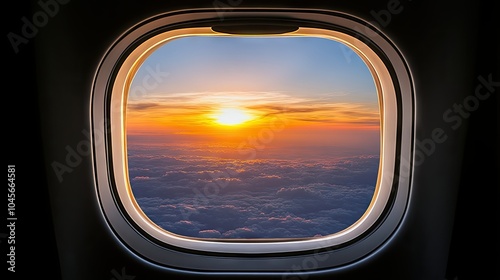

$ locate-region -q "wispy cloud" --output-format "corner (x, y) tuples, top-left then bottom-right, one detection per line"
(127, 90), (379, 131)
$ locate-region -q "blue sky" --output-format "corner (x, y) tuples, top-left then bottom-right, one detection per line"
(130, 36), (377, 104)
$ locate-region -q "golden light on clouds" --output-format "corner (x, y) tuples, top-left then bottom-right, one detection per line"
(125, 90), (380, 138)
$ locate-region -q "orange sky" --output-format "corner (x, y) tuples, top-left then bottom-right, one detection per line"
(126, 91), (380, 159)
(125, 36), (380, 158)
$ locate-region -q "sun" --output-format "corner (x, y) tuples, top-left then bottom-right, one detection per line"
(214, 108), (253, 126)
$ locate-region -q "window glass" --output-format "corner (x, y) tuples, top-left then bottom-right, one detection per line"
(126, 36), (380, 239)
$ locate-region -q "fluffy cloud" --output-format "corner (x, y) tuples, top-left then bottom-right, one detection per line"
(128, 144), (379, 239)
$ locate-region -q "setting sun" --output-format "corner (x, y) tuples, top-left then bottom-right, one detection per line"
(214, 108), (253, 126)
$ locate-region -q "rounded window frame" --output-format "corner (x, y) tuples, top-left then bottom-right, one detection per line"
(92, 8), (414, 271)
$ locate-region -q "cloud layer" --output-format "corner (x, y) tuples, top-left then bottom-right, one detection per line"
(128, 144), (379, 239)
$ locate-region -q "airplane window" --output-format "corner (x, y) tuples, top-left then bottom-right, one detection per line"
(91, 9), (414, 270)
(126, 36), (380, 239)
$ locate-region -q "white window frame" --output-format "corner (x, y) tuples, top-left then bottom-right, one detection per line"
(91, 8), (414, 271)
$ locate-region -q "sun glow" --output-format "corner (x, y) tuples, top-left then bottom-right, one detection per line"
(214, 108), (253, 126)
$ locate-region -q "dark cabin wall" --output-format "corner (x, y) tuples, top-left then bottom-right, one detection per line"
(4, 0), (498, 279)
